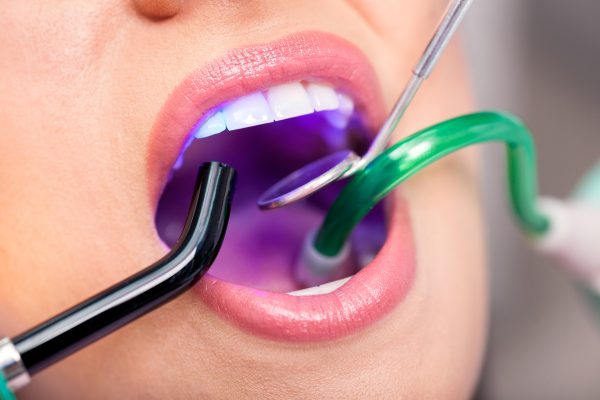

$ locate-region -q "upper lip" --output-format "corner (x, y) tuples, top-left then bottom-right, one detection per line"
(146, 31), (385, 208)
(146, 31), (415, 342)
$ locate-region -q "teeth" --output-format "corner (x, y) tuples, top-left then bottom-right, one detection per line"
(305, 83), (339, 111)
(286, 276), (351, 297)
(323, 93), (355, 130)
(173, 155), (184, 170)
(189, 81), (355, 140)
(173, 134), (195, 169)
(266, 82), (314, 121)
(194, 111), (226, 139)
(223, 92), (275, 131)
(337, 93), (354, 116)
(323, 110), (350, 130)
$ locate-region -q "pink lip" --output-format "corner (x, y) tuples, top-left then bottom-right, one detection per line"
(147, 31), (415, 342)
(198, 198), (415, 341)
(147, 31), (386, 205)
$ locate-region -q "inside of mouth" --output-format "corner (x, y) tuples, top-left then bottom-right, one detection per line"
(155, 93), (387, 293)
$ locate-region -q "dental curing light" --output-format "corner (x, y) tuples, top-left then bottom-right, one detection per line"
(0, 162), (236, 398)
(299, 112), (600, 295)
(257, 0), (474, 210)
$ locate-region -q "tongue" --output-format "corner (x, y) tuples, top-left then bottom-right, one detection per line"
(209, 202), (322, 292)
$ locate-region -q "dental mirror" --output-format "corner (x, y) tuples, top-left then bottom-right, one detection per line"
(258, 150), (360, 209)
(257, 0), (474, 210)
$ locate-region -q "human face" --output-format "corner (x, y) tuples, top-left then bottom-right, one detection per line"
(0, 1), (486, 398)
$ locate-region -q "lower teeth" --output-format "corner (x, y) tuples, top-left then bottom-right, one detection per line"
(286, 276), (352, 296)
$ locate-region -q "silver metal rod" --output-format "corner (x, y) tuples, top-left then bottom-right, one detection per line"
(414, 0), (474, 78)
(257, 0), (475, 209)
(346, 0), (474, 176)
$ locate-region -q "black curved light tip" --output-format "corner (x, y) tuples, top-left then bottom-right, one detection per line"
(13, 162), (237, 375)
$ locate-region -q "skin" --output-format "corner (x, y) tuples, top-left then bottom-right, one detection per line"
(0, 1), (486, 399)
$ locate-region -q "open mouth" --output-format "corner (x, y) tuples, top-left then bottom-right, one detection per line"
(147, 32), (416, 341)
(155, 80), (387, 294)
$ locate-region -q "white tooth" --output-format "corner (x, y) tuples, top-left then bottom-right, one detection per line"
(266, 82), (314, 121)
(323, 109), (351, 130)
(194, 111), (226, 139)
(173, 154), (184, 170)
(182, 134), (195, 152)
(286, 277), (351, 297)
(223, 92), (275, 131)
(322, 92), (355, 130)
(306, 83), (339, 112)
(337, 92), (354, 116)
(173, 134), (195, 169)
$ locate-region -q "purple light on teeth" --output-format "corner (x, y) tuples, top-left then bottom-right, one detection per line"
(157, 109), (370, 248)
(153, 106), (385, 292)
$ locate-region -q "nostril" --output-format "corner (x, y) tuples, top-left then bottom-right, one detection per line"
(132, 0), (183, 20)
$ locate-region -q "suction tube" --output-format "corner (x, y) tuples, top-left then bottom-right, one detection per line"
(308, 111), (600, 323)
(313, 112), (550, 257)
(0, 162), (236, 393)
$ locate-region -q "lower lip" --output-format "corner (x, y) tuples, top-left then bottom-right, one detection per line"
(195, 191), (415, 342)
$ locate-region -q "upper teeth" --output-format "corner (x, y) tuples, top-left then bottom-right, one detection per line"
(192, 81), (354, 139)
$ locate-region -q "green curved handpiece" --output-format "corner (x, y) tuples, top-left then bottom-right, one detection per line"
(314, 111), (550, 257)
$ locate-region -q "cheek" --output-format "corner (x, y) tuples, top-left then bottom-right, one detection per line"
(0, 2), (164, 333)
(347, 0), (447, 50)
(0, 2), (126, 160)
(406, 160), (488, 396)
(1, 3), (122, 93)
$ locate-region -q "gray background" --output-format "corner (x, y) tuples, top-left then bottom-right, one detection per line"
(464, 1), (600, 398)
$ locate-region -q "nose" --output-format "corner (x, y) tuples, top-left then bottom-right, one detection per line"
(133, 0), (183, 19)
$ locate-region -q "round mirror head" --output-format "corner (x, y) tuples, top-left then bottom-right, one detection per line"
(257, 150), (359, 210)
